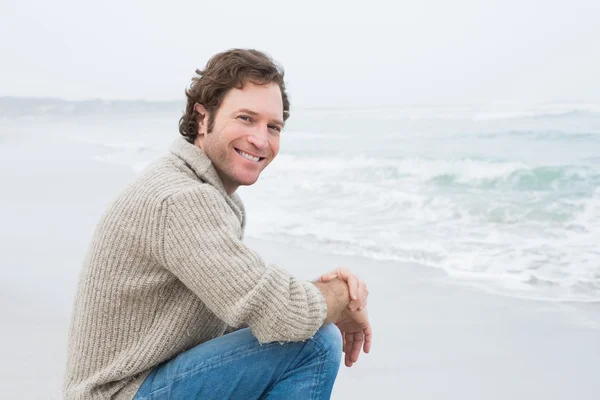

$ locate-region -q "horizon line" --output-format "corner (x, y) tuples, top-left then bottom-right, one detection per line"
(1, 95), (599, 110)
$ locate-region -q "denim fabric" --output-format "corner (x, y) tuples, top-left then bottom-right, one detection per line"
(133, 323), (342, 399)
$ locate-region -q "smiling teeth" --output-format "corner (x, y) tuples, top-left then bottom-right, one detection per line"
(238, 150), (260, 162)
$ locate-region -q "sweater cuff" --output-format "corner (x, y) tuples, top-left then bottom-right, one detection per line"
(248, 266), (328, 343)
(305, 280), (328, 332)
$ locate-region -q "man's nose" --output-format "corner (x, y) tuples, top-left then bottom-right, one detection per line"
(247, 125), (269, 149)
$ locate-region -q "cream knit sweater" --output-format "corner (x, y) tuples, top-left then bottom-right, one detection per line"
(64, 137), (328, 399)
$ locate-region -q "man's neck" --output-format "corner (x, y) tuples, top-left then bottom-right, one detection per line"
(213, 168), (237, 196)
(192, 139), (237, 195)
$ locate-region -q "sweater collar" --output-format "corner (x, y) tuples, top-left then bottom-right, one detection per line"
(169, 136), (247, 231)
(169, 136), (228, 197)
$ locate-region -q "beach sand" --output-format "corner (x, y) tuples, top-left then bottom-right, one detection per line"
(2, 236), (599, 399)
(0, 135), (599, 399)
(250, 239), (600, 400)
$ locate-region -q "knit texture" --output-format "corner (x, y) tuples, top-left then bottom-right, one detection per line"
(64, 137), (328, 399)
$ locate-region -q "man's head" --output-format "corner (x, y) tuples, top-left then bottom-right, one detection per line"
(178, 49), (290, 194)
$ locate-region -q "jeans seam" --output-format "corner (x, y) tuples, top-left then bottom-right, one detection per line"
(308, 337), (327, 400)
(262, 333), (330, 399)
(312, 354), (326, 399)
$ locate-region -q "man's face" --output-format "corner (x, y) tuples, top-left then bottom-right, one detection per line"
(194, 82), (284, 194)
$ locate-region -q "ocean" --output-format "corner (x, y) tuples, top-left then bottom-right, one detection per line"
(2, 98), (599, 303)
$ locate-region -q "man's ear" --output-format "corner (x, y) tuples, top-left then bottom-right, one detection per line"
(194, 103), (209, 136)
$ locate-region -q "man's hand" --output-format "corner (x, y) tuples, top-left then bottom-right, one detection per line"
(319, 267), (368, 311)
(312, 275), (373, 367)
(336, 308), (372, 367)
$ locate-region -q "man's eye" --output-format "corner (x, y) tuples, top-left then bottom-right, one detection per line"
(238, 115), (252, 122)
(268, 125), (282, 133)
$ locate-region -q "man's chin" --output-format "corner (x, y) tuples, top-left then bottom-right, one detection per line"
(234, 173), (261, 188)
(239, 176), (260, 187)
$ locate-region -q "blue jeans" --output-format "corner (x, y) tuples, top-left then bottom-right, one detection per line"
(133, 323), (342, 399)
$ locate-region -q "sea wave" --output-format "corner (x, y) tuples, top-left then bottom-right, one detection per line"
(243, 153), (600, 303)
(293, 104), (600, 121)
(274, 154), (599, 191)
(471, 107), (600, 121)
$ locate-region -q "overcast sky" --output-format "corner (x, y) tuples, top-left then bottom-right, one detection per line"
(1, 0), (599, 107)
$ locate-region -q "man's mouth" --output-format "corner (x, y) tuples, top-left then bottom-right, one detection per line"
(235, 148), (264, 162)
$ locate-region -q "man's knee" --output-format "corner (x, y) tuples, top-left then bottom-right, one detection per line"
(311, 323), (343, 364)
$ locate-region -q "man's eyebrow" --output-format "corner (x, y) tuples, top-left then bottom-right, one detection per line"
(236, 108), (285, 127)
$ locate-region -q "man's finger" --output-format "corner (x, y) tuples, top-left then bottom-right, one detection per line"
(318, 272), (337, 282)
(347, 275), (358, 301)
(349, 332), (364, 363)
(345, 350), (352, 367)
(363, 324), (373, 354)
(344, 332), (354, 367)
(342, 331), (347, 354)
(357, 281), (368, 310)
(334, 267), (351, 280)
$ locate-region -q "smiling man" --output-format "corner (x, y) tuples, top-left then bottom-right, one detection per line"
(64, 49), (372, 400)
(191, 83), (283, 193)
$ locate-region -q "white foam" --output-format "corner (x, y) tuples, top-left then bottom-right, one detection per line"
(243, 151), (600, 303)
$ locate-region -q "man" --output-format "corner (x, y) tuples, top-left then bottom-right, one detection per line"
(64, 49), (372, 400)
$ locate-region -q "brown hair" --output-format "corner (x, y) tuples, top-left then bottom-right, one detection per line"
(178, 49), (290, 143)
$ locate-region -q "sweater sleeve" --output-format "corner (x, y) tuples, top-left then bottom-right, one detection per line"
(157, 185), (327, 343)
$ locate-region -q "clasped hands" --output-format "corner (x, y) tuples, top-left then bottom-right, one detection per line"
(319, 267), (372, 367)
